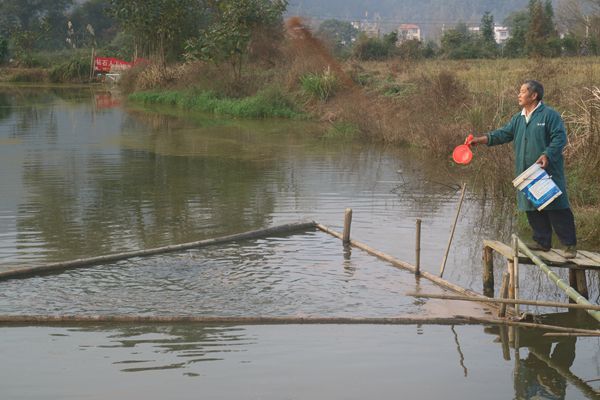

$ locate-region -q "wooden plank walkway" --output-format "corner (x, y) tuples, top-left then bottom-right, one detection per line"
(483, 240), (600, 270)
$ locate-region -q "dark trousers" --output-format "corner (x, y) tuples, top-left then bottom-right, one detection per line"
(526, 208), (577, 248)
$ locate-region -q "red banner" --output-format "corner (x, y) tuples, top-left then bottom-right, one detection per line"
(94, 57), (132, 73)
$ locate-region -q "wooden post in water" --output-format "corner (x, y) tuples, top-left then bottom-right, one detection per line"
(507, 259), (515, 305)
(415, 219), (422, 276)
(343, 208), (353, 245)
(572, 270), (589, 300)
(576, 271), (589, 299)
(482, 245), (494, 297)
(512, 235), (520, 316)
(498, 272), (510, 318)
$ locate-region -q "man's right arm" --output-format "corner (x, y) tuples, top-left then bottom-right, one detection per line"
(471, 117), (516, 146)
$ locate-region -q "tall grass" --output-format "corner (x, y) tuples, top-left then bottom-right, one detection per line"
(300, 67), (338, 101)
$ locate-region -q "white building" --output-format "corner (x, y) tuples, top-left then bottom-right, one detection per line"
(468, 25), (510, 44)
(494, 26), (509, 44)
(397, 24), (421, 42)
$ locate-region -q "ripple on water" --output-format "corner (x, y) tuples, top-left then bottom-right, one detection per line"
(0, 231), (448, 317)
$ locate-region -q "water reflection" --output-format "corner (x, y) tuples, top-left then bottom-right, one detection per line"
(82, 324), (253, 373)
(485, 311), (600, 399)
(1, 323), (599, 399)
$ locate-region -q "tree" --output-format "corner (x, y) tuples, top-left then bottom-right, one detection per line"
(504, 10), (529, 57)
(480, 11), (498, 57)
(186, 0), (288, 80)
(108, 0), (208, 64)
(526, 0), (560, 56)
(440, 22), (481, 59)
(70, 0), (117, 46)
(316, 19), (358, 58)
(0, 0), (73, 52)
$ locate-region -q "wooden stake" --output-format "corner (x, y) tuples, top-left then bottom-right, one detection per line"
(482, 245), (494, 297)
(415, 218), (422, 276)
(439, 182), (467, 278)
(343, 208), (353, 245)
(575, 270), (589, 299)
(498, 272), (510, 318)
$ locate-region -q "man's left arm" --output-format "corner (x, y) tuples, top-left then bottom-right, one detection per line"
(537, 112), (567, 169)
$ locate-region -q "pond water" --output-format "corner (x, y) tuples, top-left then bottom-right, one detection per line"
(0, 86), (599, 399)
(2, 324), (600, 399)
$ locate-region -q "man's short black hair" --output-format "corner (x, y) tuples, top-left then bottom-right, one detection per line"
(524, 80), (544, 101)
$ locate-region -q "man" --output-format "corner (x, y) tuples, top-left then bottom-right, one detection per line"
(471, 80), (577, 258)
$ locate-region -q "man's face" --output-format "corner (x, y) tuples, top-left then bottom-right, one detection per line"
(518, 84), (537, 108)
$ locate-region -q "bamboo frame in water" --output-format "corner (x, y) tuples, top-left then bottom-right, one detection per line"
(0, 221), (318, 281)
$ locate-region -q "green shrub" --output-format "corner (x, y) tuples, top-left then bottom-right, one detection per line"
(300, 67), (338, 101)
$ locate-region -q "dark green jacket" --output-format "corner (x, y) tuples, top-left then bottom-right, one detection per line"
(486, 103), (570, 211)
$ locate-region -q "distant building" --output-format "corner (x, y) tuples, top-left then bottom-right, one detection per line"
(494, 26), (509, 44)
(397, 24), (421, 43)
(351, 20), (381, 38)
(468, 25), (510, 44)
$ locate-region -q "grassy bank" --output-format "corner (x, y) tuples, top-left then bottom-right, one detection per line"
(128, 87), (303, 119)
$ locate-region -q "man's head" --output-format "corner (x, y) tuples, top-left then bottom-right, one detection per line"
(518, 80), (544, 108)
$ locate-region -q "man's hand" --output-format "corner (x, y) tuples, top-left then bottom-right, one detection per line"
(536, 154), (549, 169)
(470, 136), (488, 145)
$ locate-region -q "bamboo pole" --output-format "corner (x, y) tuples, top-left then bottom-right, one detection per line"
(415, 218), (422, 276)
(0, 315), (489, 325)
(512, 235), (520, 315)
(518, 238), (600, 323)
(480, 318), (600, 335)
(0, 221), (317, 281)
(343, 208), (353, 245)
(440, 182), (467, 278)
(543, 332), (600, 337)
(406, 292), (600, 311)
(1, 314), (597, 334)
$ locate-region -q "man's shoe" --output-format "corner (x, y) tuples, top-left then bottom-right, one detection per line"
(564, 246), (577, 259)
(525, 242), (551, 252)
